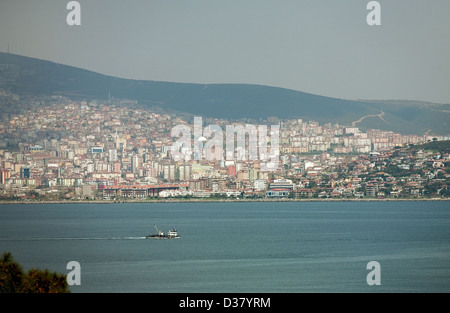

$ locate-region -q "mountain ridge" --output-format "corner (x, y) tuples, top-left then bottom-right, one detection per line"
(0, 52), (449, 135)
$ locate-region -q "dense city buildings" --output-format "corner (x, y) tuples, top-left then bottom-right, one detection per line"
(0, 90), (449, 201)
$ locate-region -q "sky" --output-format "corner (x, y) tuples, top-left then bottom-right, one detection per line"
(0, 0), (450, 103)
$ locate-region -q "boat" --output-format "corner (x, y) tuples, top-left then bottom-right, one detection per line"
(146, 225), (180, 239)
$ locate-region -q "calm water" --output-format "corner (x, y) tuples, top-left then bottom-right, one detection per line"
(0, 201), (449, 293)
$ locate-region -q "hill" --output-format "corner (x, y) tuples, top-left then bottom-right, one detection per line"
(1, 52), (449, 135)
(409, 140), (450, 154)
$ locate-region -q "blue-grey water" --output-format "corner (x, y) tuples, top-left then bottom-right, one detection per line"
(1, 201), (449, 293)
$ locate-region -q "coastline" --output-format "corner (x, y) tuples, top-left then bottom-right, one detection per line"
(0, 197), (449, 205)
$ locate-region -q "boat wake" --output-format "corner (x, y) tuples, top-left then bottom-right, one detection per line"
(0, 236), (147, 241)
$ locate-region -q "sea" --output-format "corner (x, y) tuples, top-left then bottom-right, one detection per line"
(0, 201), (449, 293)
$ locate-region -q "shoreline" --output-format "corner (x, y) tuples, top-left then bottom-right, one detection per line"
(0, 198), (449, 205)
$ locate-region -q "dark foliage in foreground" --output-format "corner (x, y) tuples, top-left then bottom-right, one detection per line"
(0, 251), (70, 293)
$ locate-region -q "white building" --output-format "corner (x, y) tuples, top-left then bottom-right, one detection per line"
(268, 179), (294, 190)
(253, 179), (267, 191)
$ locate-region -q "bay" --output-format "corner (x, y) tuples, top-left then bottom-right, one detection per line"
(0, 201), (449, 293)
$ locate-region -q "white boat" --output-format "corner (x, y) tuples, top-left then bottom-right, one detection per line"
(166, 228), (179, 238)
(146, 225), (180, 239)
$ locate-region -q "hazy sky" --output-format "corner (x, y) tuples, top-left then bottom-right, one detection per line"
(1, 0), (449, 103)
